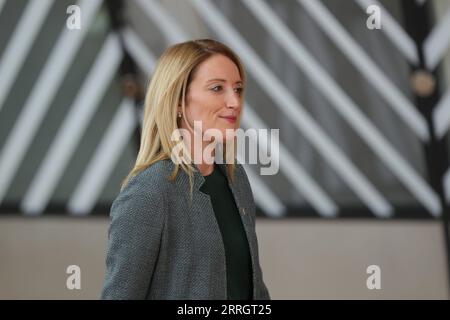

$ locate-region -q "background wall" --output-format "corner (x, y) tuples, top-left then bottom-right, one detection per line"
(0, 217), (447, 299)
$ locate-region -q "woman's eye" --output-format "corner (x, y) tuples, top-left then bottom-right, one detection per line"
(210, 85), (243, 94)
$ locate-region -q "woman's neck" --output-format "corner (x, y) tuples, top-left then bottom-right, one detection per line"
(191, 139), (216, 176)
(196, 162), (215, 176)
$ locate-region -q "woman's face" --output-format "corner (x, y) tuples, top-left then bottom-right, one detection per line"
(179, 54), (243, 143)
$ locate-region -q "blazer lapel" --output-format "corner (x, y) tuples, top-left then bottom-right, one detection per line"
(216, 163), (245, 212)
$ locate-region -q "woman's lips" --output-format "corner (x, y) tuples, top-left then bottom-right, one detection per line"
(219, 116), (237, 123)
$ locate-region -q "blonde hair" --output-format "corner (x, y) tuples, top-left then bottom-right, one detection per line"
(120, 39), (246, 197)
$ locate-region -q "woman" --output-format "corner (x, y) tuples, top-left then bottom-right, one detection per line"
(101, 39), (270, 300)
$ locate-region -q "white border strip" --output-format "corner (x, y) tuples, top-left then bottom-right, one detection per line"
(134, 0), (188, 44)
(67, 29), (157, 215)
(21, 34), (122, 215)
(240, 162), (285, 218)
(0, 0), (102, 204)
(0, 0), (7, 14)
(68, 98), (136, 215)
(122, 27), (157, 73)
(432, 90), (450, 139)
(355, 0), (419, 65)
(244, 0), (440, 216)
(188, 0), (392, 216)
(242, 104), (338, 217)
(298, 0), (429, 142)
(444, 166), (450, 203)
(423, 7), (450, 70)
(0, 0), (54, 111)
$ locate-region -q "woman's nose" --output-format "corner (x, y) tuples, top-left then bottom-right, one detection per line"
(226, 90), (240, 109)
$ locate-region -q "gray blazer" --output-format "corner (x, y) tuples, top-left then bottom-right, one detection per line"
(101, 158), (271, 300)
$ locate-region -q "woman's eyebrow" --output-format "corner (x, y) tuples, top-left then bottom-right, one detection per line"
(206, 78), (243, 84)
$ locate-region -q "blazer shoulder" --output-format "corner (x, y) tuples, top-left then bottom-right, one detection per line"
(115, 159), (173, 204)
(234, 160), (250, 187)
(233, 161), (255, 199)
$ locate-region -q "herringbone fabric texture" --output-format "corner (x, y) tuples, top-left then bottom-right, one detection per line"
(101, 159), (270, 300)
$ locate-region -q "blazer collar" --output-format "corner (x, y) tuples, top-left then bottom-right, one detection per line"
(164, 159), (237, 194)
(191, 161), (231, 191)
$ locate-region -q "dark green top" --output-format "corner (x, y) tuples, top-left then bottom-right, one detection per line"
(199, 163), (253, 300)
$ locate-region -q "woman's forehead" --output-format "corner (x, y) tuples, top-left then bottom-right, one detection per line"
(193, 55), (242, 83)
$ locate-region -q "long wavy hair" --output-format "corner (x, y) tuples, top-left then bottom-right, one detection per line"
(120, 39), (246, 197)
